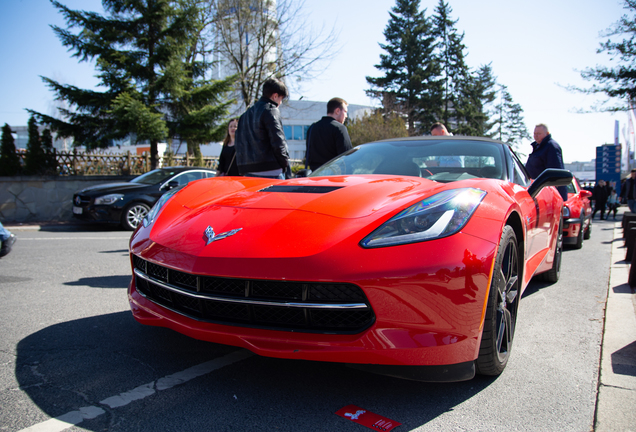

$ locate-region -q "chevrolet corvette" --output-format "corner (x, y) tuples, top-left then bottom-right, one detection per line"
(128, 136), (572, 382)
(562, 177), (593, 248)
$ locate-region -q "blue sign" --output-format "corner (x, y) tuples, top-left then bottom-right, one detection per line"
(596, 145), (622, 194)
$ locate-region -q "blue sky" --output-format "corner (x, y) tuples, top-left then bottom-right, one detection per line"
(0, 0), (628, 162)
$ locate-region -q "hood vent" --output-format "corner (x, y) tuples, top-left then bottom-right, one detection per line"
(259, 185), (343, 194)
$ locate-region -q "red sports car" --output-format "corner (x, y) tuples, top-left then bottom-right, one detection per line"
(128, 137), (571, 382)
(562, 178), (593, 249)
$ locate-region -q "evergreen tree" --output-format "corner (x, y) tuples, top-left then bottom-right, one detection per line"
(431, 0), (469, 128)
(493, 85), (530, 149)
(30, 0), (232, 170)
(366, 0), (442, 134)
(24, 116), (45, 175)
(41, 129), (58, 173)
(0, 124), (21, 176)
(454, 64), (497, 136)
(166, 0), (236, 161)
(575, 0), (636, 111)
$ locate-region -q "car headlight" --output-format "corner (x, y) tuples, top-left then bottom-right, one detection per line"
(94, 194), (124, 205)
(361, 188), (487, 248)
(562, 205), (570, 218)
(143, 188), (180, 228)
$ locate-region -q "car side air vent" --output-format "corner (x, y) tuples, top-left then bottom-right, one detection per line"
(259, 185), (344, 194)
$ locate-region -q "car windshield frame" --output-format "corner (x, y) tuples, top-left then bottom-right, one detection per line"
(310, 138), (507, 183)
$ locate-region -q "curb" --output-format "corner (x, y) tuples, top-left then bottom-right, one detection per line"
(595, 215), (636, 432)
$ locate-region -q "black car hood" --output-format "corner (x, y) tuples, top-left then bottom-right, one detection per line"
(77, 182), (152, 195)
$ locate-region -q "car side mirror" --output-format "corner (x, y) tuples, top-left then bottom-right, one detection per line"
(527, 169), (573, 198)
(580, 190), (593, 199)
(163, 180), (180, 190)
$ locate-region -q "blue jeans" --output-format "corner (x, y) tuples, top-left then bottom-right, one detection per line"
(0, 222), (11, 242)
(628, 199), (636, 214)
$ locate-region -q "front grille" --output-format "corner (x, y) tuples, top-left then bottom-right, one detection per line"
(73, 194), (91, 207)
(132, 256), (375, 334)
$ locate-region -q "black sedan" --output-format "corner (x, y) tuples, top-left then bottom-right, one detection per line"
(72, 167), (216, 230)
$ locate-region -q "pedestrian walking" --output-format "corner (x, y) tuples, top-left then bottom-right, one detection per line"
(592, 180), (609, 220)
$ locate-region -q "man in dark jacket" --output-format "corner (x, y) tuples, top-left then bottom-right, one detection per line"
(592, 180), (609, 220)
(235, 77), (290, 179)
(305, 97), (352, 171)
(525, 123), (568, 201)
(621, 169), (636, 213)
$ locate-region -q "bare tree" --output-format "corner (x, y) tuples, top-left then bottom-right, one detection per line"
(208, 0), (340, 110)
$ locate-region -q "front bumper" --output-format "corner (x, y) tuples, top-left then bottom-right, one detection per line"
(128, 232), (498, 372)
(563, 217), (585, 243)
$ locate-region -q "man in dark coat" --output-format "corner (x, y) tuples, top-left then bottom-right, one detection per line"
(621, 169), (636, 213)
(305, 97), (352, 171)
(592, 180), (609, 220)
(525, 123), (568, 201)
(235, 77), (290, 179)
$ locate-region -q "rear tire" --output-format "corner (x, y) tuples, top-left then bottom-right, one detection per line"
(476, 225), (520, 376)
(121, 202), (150, 231)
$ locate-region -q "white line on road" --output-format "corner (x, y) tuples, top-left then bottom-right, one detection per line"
(18, 350), (254, 432)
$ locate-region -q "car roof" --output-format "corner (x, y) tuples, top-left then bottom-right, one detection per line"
(157, 166), (214, 173)
(369, 135), (508, 145)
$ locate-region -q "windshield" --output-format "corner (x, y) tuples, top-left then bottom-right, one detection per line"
(311, 139), (506, 182)
(131, 169), (180, 185)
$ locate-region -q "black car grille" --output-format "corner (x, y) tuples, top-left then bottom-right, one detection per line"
(73, 194), (91, 207)
(132, 255), (375, 334)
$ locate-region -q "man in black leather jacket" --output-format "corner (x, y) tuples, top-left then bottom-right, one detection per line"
(235, 78), (290, 179)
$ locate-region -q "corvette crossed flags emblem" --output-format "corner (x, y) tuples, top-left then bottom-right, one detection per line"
(204, 226), (242, 245)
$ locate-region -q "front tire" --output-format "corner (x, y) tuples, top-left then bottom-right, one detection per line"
(121, 202), (150, 230)
(573, 217), (584, 249)
(583, 218), (591, 240)
(476, 225), (520, 376)
(541, 221), (563, 283)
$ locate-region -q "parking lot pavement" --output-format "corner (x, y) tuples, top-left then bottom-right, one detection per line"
(595, 215), (636, 432)
(5, 217), (636, 431)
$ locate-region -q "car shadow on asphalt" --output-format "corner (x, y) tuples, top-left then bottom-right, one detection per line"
(98, 249), (129, 254)
(15, 311), (498, 431)
(36, 223), (130, 233)
(63, 275), (131, 289)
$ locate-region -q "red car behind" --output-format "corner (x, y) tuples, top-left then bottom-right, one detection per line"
(563, 178), (593, 249)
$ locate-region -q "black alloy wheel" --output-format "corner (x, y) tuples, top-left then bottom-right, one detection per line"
(476, 225), (520, 376)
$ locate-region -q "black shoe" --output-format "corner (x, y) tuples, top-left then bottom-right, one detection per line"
(0, 234), (16, 257)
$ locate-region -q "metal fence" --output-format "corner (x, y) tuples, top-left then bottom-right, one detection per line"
(11, 149), (304, 176)
(35, 149), (218, 176)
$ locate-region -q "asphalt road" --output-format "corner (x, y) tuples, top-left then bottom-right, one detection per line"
(0, 218), (615, 432)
